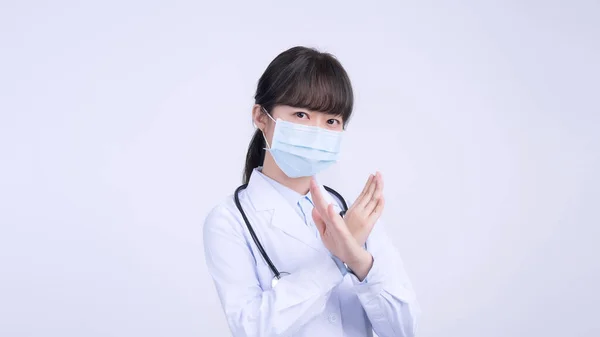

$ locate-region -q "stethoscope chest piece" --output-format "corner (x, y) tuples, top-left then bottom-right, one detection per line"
(271, 271), (290, 288)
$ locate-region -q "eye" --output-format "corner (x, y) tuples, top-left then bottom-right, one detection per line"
(327, 119), (341, 126)
(294, 112), (308, 119)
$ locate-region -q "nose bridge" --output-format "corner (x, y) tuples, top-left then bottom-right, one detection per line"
(312, 113), (329, 128)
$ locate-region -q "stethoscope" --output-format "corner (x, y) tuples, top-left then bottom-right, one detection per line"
(234, 184), (348, 288)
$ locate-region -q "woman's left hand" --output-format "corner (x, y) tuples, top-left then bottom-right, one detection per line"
(343, 172), (385, 246)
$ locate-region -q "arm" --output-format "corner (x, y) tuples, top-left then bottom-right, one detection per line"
(348, 221), (420, 337)
(203, 205), (344, 337)
(315, 172), (420, 337)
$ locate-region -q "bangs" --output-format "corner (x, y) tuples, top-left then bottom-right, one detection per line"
(272, 53), (353, 121)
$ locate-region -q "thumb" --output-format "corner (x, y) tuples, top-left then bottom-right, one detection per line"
(312, 207), (326, 237)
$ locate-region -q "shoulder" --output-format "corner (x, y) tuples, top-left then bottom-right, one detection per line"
(203, 194), (244, 239)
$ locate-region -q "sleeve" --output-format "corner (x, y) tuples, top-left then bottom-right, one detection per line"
(347, 220), (420, 337)
(203, 205), (345, 337)
(332, 255), (349, 277)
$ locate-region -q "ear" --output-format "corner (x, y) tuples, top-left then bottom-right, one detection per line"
(252, 104), (269, 132)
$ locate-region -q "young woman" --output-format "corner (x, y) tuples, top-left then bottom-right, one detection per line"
(203, 46), (419, 337)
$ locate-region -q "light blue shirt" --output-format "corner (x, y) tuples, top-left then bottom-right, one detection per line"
(256, 169), (350, 276)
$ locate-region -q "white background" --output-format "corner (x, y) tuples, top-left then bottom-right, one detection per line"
(1, 1), (599, 336)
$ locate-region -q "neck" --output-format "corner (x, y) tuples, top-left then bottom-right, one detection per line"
(261, 154), (311, 195)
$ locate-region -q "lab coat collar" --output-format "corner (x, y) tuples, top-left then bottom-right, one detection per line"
(245, 168), (338, 252)
(246, 168), (336, 210)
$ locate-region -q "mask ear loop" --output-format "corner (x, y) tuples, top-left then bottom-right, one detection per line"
(259, 106), (276, 150)
(261, 106), (277, 123)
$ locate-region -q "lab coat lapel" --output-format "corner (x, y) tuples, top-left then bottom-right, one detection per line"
(245, 170), (325, 252)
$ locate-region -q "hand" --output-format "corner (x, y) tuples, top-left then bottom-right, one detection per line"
(343, 172), (385, 246)
(309, 178), (364, 265)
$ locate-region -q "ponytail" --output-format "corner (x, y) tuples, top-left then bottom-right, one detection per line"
(243, 129), (266, 184)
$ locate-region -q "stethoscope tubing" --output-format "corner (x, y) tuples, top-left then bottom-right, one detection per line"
(234, 184), (348, 280)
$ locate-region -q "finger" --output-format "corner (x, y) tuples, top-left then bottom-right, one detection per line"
(365, 172), (384, 213)
(368, 196), (385, 223)
(354, 174), (374, 206)
(358, 173), (378, 208)
(310, 178), (331, 221)
(327, 203), (347, 232)
(376, 171), (384, 191)
(312, 207), (326, 237)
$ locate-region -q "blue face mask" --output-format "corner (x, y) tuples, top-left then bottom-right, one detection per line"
(261, 109), (343, 178)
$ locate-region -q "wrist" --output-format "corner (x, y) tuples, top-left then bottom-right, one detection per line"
(343, 242), (366, 265)
(345, 248), (373, 280)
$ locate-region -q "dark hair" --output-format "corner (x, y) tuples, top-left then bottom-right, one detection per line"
(243, 46), (354, 183)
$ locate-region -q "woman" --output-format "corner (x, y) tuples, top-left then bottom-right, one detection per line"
(203, 46), (419, 337)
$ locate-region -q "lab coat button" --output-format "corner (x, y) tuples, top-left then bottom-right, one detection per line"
(328, 313), (337, 323)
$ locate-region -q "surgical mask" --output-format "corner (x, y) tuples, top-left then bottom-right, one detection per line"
(261, 109), (343, 178)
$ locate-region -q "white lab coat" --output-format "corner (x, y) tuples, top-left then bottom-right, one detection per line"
(203, 170), (419, 337)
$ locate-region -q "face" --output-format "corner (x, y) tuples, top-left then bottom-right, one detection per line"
(253, 104), (344, 145)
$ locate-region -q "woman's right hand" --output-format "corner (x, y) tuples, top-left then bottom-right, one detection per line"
(309, 178), (365, 265)
(310, 178), (375, 280)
